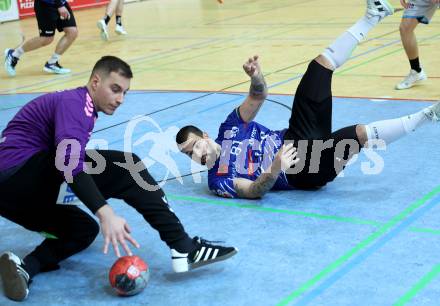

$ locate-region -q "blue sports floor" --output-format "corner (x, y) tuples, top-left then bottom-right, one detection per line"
(1, 90), (440, 305)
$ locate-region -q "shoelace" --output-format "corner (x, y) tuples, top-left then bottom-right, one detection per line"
(403, 71), (419, 83)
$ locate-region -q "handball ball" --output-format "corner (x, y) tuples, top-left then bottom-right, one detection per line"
(109, 255), (149, 296)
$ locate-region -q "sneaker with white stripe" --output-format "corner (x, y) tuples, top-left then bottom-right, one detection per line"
(366, 0), (394, 21)
(424, 102), (440, 122)
(171, 237), (238, 273)
(0, 252), (30, 301)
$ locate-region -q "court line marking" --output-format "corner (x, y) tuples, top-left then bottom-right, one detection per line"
(5, 28), (430, 116)
(104, 94), (244, 144)
(336, 33), (440, 76)
(2, 28), (417, 123)
(1, 22), (400, 94)
(167, 194), (440, 236)
(276, 185), (440, 305)
(0, 25), (281, 93)
(168, 194), (381, 226)
(393, 263), (440, 306)
(204, 0), (321, 25)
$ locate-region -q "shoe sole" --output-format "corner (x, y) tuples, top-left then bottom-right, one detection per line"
(378, 0), (394, 15)
(189, 248), (238, 271)
(43, 67), (70, 74)
(425, 102), (440, 121)
(395, 76), (428, 90)
(4, 49), (16, 77)
(97, 21), (109, 41)
(0, 254), (28, 301)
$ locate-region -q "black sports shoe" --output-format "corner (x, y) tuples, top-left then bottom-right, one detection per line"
(43, 61), (71, 74)
(0, 252), (30, 301)
(171, 237), (238, 273)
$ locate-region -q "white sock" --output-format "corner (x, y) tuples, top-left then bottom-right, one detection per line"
(12, 47), (24, 59)
(347, 15), (379, 42)
(48, 53), (61, 65)
(365, 110), (428, 146)
(321, 15), (379, 69)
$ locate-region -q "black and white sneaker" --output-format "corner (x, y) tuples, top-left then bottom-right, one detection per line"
(424, 102), (440, 122)
(43, 61), (71, 74)
(0, 252), (30, 301)
(171, 237), (238, 273)
(4, 49), (19, 77)
(366, 0), (394, 21)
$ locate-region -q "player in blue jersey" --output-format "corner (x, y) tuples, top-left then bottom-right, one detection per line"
(4, 0), (78, 76)
(177, 0), (440, 199)
(0, 56), (237, 302)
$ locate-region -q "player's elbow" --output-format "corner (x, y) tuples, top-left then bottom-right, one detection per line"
(237, 186), (265, 199)
(250, 89), (268, 101)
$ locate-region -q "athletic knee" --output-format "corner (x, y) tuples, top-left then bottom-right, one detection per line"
(64, 27), (78, 41)
(399, 24), (409, 35)
(315, 54), (336, 71)
(356, 124), (368, 147)
(399, 20), (417, 35)
(41, 36), (55, 46)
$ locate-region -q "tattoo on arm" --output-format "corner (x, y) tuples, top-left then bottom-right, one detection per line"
(249, 74), (267, 99)
(241, 173), (277, 198)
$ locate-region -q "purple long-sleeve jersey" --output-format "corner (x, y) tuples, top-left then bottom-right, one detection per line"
(0, 87), (97, 179)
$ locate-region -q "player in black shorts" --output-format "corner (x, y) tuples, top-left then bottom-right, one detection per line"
(0, 56), (238, 302)
(4, 0), (78, 76)
(176, 0), (440, 199)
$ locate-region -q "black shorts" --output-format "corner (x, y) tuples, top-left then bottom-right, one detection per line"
(34, 0), (77, 37)
(284, 60), (361, 189)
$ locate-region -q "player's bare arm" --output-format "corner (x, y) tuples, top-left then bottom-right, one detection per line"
(238, 55), (268, 123)
(233, 144), (299, 198)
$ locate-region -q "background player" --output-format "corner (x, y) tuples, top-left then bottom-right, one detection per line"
(4, 0), (78, 76)
(97, 0), (127, 41)
(395, 0), (439, 90)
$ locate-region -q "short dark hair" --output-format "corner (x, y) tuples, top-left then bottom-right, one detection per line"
(91, 56), (133, 79)
(176, 125), (203, 145)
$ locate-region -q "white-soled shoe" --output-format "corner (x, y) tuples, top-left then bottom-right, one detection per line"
(171, 237), (238, 273)
(115, 24), (127, 35)
(424, 102), (440, 122)
(43, 62), (71, 74)
(366, 0), (394, 21)
(4, 48), (19, 77)
(395, 69), (427, 90)
(0, 252), (30, 301)
(97, 19), (109, 41)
